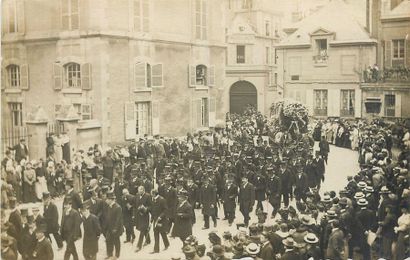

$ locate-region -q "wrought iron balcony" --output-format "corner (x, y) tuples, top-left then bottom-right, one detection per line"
(363, 67), (410, 83)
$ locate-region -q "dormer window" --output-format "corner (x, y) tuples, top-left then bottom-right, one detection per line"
(314, 39), (328, 64)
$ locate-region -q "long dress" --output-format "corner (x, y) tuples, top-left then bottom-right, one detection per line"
(61, 134), (71, 164)
(23, 169), (36, 203)
(53, 136), (63, 163)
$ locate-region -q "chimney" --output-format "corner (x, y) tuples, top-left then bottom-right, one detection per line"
(366, 0), (381, 38)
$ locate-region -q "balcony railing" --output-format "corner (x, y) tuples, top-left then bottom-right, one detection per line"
(363, 67), (410, 83)
(313, 54), (328, 64)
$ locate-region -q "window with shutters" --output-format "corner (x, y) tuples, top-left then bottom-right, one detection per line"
(201, 98), (209, 127)
(61, 0), (79, 30)
(73, 103), (92, 120)
(9, 102), (23, 126)
(7, 65), (20, 87)
(64, 62), (81, 88)
(314, 90), (328, 116)
(237, 45), (246, 64)
(3, 0), (19, 33)
(384, 94), (395, 117)
(134, 0), (149, 33)
(135, 102), (151, 136)
(134, 61), (163, 89)
(189, 64), (215, 88)
(340, 90), (355, 117)
(196, 65), (207, 86)
(195, 0), (207, 40)
(313, 39), (328, 64)
(392, 39), (405, 67)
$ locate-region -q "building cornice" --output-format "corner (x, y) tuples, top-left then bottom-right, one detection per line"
(275, 43), (311, 49)
(381, 16), (410, 23)
(285, 81), (361, 84)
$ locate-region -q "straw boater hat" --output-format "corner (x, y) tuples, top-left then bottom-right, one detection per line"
(282, 237), (296, 248)
(245, 243), (260, 255)
(304, 233), (319, 244)
(364, 186), (374, 193)
(357, 198), (368, 206)
(354, 192), (365, 200)
(358, 181), (367, 189)
(380, 186), (390, 194)
(321, 194), (332, 203)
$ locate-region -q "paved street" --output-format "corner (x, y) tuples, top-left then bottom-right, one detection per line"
(32, 145), (358, 260)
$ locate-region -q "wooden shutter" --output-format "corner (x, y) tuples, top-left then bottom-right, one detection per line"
(20, 64), (29, 89)
(142, 0), (149, 33)
(152, 101), (160, 135)
(385, 40), (392, 68)
(53, 63), (63, 90)
(151, 63), (163, 87)
(406, 39), (410, 68)
(209, 97), (216, 127)
(208, 65), (215, 86)
(189, 65), (196, 87)
(1, 68), (7, 90)
(81, 63), (92, 90)
(135, 62), (147, 89)
(395, 94), (401, 118)
(17, 0), (25, 34)
(201, 0), (207, 40)
(196, 99), (202, 127)
(125, 102), (136, 140)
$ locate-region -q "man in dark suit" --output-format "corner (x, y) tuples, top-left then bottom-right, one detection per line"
(161, 177), (178, 233)
(312, 151), (325, 189)
(294, 170), (308, 203)
(32, 224), (54, 260)
(326, 220), (345, 260)
(121, 191), (135, 244)
(186, 179), (199, 209)
(134, 186), (152, 252)
(8, 197), (22, 241)
(279, 161), (293, 207)
(42, 192), (63, 249)
(281, 237), (300, 260)
(60, 196), (82, 260)
(19, 216), (37, 260)
(222, 178), (238, 226)
(81, 200), (101, 260)
(254, 173), (266, 211)
(171, 189), (194, 245)
(89, 190), (103, 220)
(64, 179), (82, 211)
(12, 139), (29, 163)
(105, 191), (123, 259)
(319, 136), (330, 164)
(149, 189), (170, 254)
(259, 231), (274, 260)
(238, 176), (255, 227)
(267, 169), (281, 218)
(199, 178), (217, 229)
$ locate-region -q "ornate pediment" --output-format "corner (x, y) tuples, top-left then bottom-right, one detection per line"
(309, 27), (334, 36)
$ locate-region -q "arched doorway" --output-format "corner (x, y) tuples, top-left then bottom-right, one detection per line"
(229, 81), (257, 114)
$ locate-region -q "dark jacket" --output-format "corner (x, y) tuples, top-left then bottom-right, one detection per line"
(200, 184), (217, 216)
(150, 195), (168, 232)
(222, 183), (238, 212)
(82, 213), (101, 255)
(19, 225), (37, 258)
(259, 242), (274, 260)
(239, 182), (255, 213)
(254, 175), (266, 201)
(8, 210), (22, 240)
(172, 201), (193, 239)
(281, 249), (301, 260)
(61, 208), (82, 242)
(326, 228), (345, 260)
(12, 143), (28, 162)
(65, 190), (83, 211)
(32, 238), (53, 260)
(106, 202), (124, 237)
(43, 202), (59, 233)
(134, 193), (152, 231)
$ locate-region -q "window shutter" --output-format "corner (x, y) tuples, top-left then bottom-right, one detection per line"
(406, 39), (410, 68)
(20, 64), (29, 90)
(201, 0), (207, 40)
(209, 97), (216, 127)
(135, 62), (147, 89)
(208, 65), (215, 86)
(395, 94), (401, 117)
(151, 63), (163, 87)
(17, 0), (25, 34)
(125, 102), (136, 140)
(1, 68), (6, 90)
(142, 0), (149, 33)
(81, 63), (92, 90)
(152, 101), (160, 135)
(189, 65), (196, 87)
(385, 40), (392, 68)
(196, 99), (202, 127)
(53, 63), (63, 90)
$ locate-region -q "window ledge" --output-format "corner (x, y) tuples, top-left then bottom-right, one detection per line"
(314, 63), (328, 67)
(62, 88), (83, 94)
(134, 88), (153, 93)
(77, 120), (101, 130)
(4, 88), (22, 94)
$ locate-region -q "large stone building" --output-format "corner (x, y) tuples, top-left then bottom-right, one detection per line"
(276, 0), (376, 118)
(361, 0), (410, 118)
(1, 0), (281, 156)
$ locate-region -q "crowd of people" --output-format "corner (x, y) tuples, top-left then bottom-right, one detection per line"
(1, 106), (410, 260)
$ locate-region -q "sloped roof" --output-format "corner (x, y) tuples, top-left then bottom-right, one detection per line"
(279, 0), (372, 46)
(387, 0), (410, 18)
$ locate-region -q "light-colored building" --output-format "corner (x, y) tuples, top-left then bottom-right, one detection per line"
(276, 0), (376, 118)
(361, 0), (410, 118)
(1, 0), (281, 156)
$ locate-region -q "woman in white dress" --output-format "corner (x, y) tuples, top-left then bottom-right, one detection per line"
(53, 134), (63, 163)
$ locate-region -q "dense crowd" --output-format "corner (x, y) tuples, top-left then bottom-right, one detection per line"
(1, 106), (410, 260)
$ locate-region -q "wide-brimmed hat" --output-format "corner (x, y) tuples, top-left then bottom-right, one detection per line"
(182, 245), (196, 254)
(380, 186), (390, 194)
(245, 243), (260, 255)
(300, 215), (315, 226)
(357, 198), (368, 206)
(326, 210), (337, 218)
(364, 186), (374, 193)
(358, 181), (367, 189)
(304, 233), (319, 244)
(321, 194), (331, 203)
(354, 192), (365, 199)
(282, 237), (295, 248)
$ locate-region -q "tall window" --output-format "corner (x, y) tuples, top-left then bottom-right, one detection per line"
(265, 20), (270, 36)
(201, 98), (209, 127)
(135, 102), (150, 136)
(237, 45), (245, 64)
(340, 90), (355, 117)
(195, 0), (207, 40)
(134, 0), (149, 32)
(314, 90), (328, 116)
(7, 65), (20, 87)
(392, 39), (405, 59)
(9, 102), (23, 126)
(62, 0), (79, 30)
(5, 0), (18, 33)
(385, 94), (396, 117)
(64, 63), (81, 88)
(196, 65), (207, 85)
(265, 47), (270, 64)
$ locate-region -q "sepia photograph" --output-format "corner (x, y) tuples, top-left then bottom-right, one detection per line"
(1, 0), (410, 259)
